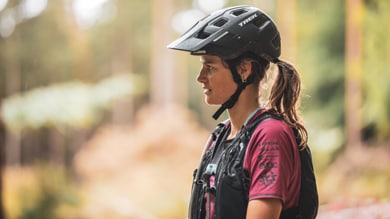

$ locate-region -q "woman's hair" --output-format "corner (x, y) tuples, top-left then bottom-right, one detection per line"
(225, 53), (308, 148)
(270, 59), (308, 148)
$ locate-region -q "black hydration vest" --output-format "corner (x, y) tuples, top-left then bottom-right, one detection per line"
(188, 113), (318, 219)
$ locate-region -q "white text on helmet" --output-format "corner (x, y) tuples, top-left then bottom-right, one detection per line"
(238, 14), (258, 27)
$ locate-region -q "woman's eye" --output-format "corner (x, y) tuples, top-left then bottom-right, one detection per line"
(207, 66), (215, 71)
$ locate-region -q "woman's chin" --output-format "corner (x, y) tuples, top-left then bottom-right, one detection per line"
(205, 99), (222, 106)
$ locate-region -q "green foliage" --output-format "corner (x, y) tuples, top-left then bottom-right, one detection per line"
(88, 0), (152, 80)
(6, 165), (82, 219)
(297, 0), (390, 144)
(296, 0), (346, 153)
(1, 74), (146, 131)
(22, 13), (72, 82)
(363, 0), (390, 140)
(297, 0), (345, 127)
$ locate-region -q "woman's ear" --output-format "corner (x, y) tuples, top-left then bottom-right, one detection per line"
(237, 59), (253, 80)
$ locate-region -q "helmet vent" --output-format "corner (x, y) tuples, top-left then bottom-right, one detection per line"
(231, 9), (247, 16)
(252, 15), (268, 28)
(197, 31), (210, 39)
(213, 18), (227, 27)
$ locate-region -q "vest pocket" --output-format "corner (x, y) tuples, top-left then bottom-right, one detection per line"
(215, 175), (248, 219)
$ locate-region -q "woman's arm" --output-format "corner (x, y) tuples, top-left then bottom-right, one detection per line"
(246, 198), (282, 219)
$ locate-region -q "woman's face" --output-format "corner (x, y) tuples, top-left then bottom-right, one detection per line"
(197, 55), (237, 105)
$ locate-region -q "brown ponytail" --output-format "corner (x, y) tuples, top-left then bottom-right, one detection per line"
(269, 59), (308, 148)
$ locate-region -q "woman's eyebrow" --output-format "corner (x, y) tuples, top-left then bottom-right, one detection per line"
(200, 58), (217, 65)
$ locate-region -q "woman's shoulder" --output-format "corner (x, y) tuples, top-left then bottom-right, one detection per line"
(249, 111), (293, 138)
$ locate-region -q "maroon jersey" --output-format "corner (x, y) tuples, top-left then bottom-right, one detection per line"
(243, 110), (301, 209)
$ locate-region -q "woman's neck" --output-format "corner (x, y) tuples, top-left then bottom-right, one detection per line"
(227, 101), (259, 140)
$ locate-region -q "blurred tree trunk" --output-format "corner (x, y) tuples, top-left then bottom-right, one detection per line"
(62, 0), (92, 81)
(110, 0), (135, 124)
(275, 0), (297, 62)
(345, 0), (363, 149)
(0, 116), (5, 219)
(4, 35), (22, 166)
(42, 0), (92, 166)
(150, 0), (176, 108)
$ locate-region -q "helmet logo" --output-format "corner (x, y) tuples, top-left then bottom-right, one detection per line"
(238, 14), (258, 27)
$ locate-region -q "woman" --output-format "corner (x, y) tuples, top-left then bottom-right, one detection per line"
(168, 5), (314, 219)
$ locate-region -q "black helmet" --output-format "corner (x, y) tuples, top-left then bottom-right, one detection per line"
(168, 5), (281, 61)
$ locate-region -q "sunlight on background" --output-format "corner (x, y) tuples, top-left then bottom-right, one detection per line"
(0, 8), (14, 37)
(171, 0), (226, 34)
(71, 0), (116, 29)
(171, 9), (205, 34)
(0, 0), (47, 37)
(0, 0), (117, 37)
(20, 0), (47, 19)
(196, 0), (226, 13)
(0, 0), (7, 12)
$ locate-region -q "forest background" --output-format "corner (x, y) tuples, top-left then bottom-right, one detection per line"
(0, 0), (389, 218)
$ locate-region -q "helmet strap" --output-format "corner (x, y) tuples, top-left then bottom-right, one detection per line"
(212, 65), (253, 120)
(212, 83), (245, 120)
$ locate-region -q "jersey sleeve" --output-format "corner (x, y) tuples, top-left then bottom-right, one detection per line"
(243, 118), (298, 205)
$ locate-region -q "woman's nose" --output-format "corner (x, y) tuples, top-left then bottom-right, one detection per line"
(197, 68), (206, 83)
(196, 69), (203, 83)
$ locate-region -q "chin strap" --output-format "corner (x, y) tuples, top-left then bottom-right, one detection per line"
(212, 74), (255, 119)
(212, 83), (246, 120)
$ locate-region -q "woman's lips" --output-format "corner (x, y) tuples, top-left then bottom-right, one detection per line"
(203, 87), (211, 95)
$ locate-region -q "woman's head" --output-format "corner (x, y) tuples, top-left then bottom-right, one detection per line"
(168, 6), (281, 119)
